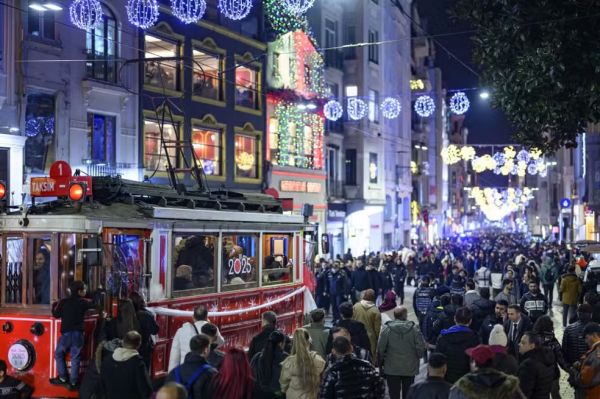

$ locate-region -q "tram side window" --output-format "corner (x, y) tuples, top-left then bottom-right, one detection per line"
(262, 234), (293, 285)
(28, 236), (51, 304)
(222, 234), (258, 290)
(5, 237), (23, 304)
(58, 234), (104, 302)
(173, 234), (217, 294)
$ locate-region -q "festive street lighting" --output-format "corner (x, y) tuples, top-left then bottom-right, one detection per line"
(127, 0), (159, 29)
(218, 0), (253, 20)
(324, 100), (343, 121)
(414, 95), (435, 117)
(281, 0), (315, 15)
(171, 0), (207, 24)
(69, 0), (104, 30)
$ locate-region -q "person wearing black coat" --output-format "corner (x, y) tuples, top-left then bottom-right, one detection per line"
(130, 292), (159, 371)
(406, 352), (451, 399)
(391, 261), (407, 304)
(480, 300), (508, 344)
(250, 330), (288, 399)
(326, 302), (371, 354)
(435, 307), (480, 383)
(517, 332), (555, 399)
(503, 305), (532, 359)
(166, 334), (217, 399)
(562, 304), (593, 366)
(469, 288), (496, 332)
(248, 311), (280, 361)
(100, 331), (152, 399)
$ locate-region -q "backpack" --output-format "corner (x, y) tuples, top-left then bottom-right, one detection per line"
(544, 267), (555, 283)
(174, 363), (211, 399)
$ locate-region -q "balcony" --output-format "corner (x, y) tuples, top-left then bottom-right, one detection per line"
(325, 50), (344, 70)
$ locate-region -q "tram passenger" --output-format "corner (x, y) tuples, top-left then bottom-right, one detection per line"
(34, 249), (50, 304)
(174, 265), (194, 291)
(0, 359), (33, 399)
(50, 280), (96, 390)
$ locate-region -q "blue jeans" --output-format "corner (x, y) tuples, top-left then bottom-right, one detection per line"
(55, 331), (84, 384)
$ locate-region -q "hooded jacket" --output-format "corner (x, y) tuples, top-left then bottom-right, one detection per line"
(377, 319), (425, 376)
(436, 325), (480, 383)
(166, 352), (217, 399)
(559, 273), (582, 305)
(100, 347), (152, 399)
(449, 369), (526, 399)
(352, 300), (381, 355)
(517, 347), (556, 399)
(470, 297), (496, 332)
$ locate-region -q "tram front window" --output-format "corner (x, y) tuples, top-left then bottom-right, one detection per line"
(29, 236), (51, 304)
(173, 234), (217, 294)
(262, 234), (293, 285)
(221, 234), (258, 290)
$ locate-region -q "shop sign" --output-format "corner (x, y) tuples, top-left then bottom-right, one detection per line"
(280, 180), (322, 193)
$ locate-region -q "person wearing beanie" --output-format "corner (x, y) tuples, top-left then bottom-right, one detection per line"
(488, 324), (518, 375)
(449, 345), (525, 399)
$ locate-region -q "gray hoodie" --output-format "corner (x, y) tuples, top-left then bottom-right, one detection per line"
(377, 319), (426, 376)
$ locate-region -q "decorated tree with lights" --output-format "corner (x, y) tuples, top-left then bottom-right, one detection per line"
(455, 0), (600, 152)
(264, 0), (313, 38)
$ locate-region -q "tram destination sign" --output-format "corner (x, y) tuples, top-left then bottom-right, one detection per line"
(30, 161), (92, 197)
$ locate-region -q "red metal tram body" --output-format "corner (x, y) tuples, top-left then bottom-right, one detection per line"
(0, 169), (313, 398)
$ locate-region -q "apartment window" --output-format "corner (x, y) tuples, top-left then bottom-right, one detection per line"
(193, 48), (223, 101)
(235, 133), (259, 179)
(28, 10), (55, 40)
(325, 19), (337, 48)
(87, 113), (116, 165)
(86, 5), (117, 82)
(345, 85), (358, 97)
(345, 149), (357, 185)
(144, 34), (180, 91)
(25, 94), (55, 173)
(235, 65), (259, 109)
(368, 89), (379, 123)
(143, 118), (179, 172)
(191, 125), (222, 176)
(368, 30), (379, 64)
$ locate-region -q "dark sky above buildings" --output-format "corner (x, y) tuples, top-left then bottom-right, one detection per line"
(416, 0), (514, 145)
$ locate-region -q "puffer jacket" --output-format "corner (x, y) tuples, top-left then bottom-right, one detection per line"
(470, 297), (495, 332)
(517, 347), (556, 399)
(538, 331), (568, 379)
(436, 325), (480, 383)
(352, 300), (381, 355)
(560, 273), (582, 305)
(449, 369), (526, 399)
(423, 299), (444, 345)
(280, 351), (326, 399)
(318, 354), (386, 399)
(377, 319), (426, 376)
(166, 352), (217, 399)
(562, 320), (592, 366)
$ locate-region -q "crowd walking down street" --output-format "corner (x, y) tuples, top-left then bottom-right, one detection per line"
(2, 234), (600, 399)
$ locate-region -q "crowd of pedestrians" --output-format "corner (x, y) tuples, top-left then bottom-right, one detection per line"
(3, 233), (600, 399)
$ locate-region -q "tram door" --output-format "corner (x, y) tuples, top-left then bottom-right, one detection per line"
(102, 229), (151, 301)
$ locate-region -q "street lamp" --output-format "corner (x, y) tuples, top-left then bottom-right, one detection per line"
(479, 90), (490, 100)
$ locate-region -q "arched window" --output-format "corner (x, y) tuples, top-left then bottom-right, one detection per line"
(86, 4), (117, 82)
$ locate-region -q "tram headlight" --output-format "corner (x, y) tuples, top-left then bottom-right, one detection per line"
(69, 182), (86, 203)
(0, 181), (6, 200)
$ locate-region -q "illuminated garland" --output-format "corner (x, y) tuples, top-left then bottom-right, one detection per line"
(414, 95), (435, 117)
(282, 0), (315, 15)
(69, 0), (103, 30)
(126, 0), (159, 29)
(449, 92), (470, 115)
(305, 51), (326, 97)
(467, 187), (534, 221)
(273, 103), (323, 169)
(218, 0), (252, 20)
(265, 0), (313, 38)
(171, 0), (206, 24)
(324, 100), (343, 121)
(441, 145), (548, 176)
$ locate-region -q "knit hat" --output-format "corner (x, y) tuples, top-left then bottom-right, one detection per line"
(488, 324), (508, 347)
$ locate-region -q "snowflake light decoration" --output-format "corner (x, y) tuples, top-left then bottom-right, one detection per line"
(171, 0), (206, 24)
(414, 95), (435, 117)
(380, 97), (401, 119)
(493, 152), (506, 166)
(25, 118), (40, 137)
(324, 100), (343, 121)
(527, 163), (538, 175)
(516, 149), (531, 163)
(460, 146), (476, 161)
(441, 145), (461, 164)
(126, 0), (159, 29)
(218, 0), (252, 20)
(69, 0), (103, 31)
(449, 91), (470, 115)
(347, 98), (367, 120)
(281, 0), (314, 15)
(44, 116), (55, 136)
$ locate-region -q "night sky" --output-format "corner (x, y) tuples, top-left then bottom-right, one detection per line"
(416, 0), (514, 145)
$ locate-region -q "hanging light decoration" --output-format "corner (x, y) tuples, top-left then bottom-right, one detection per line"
(281, 0), (314, 15)
(449, 91), (470, 115)
(414, 95), (435, 117)
(218, 0), (252, 20)
(460, 146), (476, 161)
(69, 0), (104, 31)
(530, 148), (542, 160)
(347, 98), (367, 120)
(127, 0), (159, 29)
(516, 149), (531, 163)
(324, 100), (343, 121)
(380, 97), (402, 119)
(440, 145), (461, 164)
(492, 152), (506, 166)
(171, 0), (206, 24)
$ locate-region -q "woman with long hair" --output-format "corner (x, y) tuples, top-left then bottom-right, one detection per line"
(210, 347), (255, 399)
(129, 292), (159, 371)
(251, 330), (288, 398)
(280, 329), (325, 399)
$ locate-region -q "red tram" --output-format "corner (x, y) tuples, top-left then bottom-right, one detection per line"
(0, 164), (315, 398)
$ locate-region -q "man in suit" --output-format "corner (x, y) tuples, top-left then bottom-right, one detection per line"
(503, 304), (531, 359)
